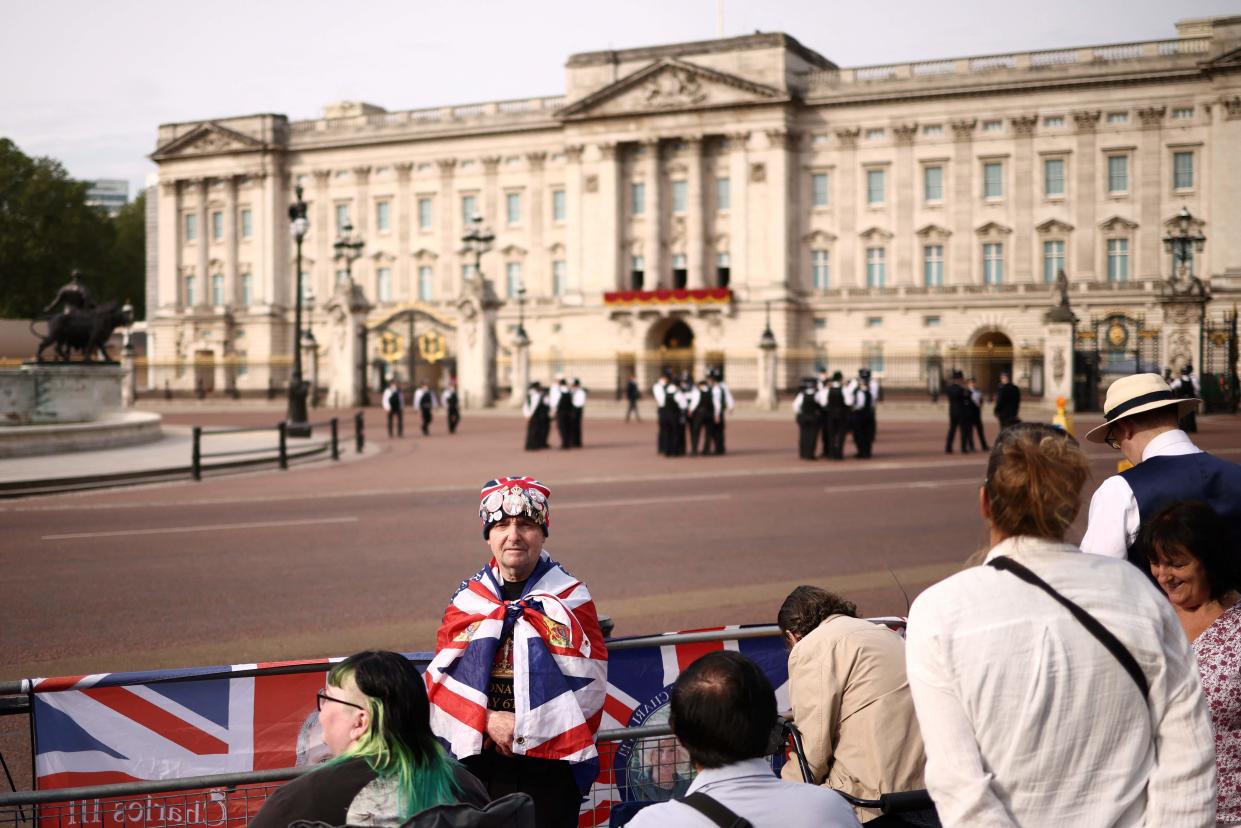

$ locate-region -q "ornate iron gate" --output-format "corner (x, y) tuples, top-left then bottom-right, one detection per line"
(1073, 314), (1161, 412)
(1202, 308), (1239, 414)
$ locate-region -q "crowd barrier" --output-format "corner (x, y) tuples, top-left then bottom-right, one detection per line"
(0, 622), (907, 828)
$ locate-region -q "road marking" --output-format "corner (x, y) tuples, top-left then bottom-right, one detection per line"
(557, 493), (730, 510)
(824, 477), (982, 494)
(42, 516), (359, 541)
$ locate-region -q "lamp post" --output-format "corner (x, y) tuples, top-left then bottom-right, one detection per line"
(286, 186), (310, 437)
(334, 222), (366, 402)
(461, 212), (495, 282)
(1163, 206), (1207, 284)
(515, 283), (529, 344)
(756, 301), (778, 410)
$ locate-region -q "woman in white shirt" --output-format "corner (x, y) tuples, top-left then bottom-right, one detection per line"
(905, 423), (1216, 828)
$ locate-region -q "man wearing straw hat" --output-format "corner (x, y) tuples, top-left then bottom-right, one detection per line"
(1081, 373), (1241, 563)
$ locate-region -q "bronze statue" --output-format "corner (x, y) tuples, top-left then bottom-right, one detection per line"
(43, 270), (95, 316)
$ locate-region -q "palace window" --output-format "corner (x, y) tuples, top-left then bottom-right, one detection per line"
(866, 169), (885, 206)
(716, 252), (730, 287)
(1042, 240), (1065, 284)
(923, 166), (943, 202)
(1043, 115), (1065, 128)
(983, 243), (1004, 285)
(1107, 239), (1129, 282)
(631, 182), (646, 215)
(983, 162), (1003, 199)
(866, 247), (886, 288)
(461, 194), (477, 224)
(671, 181), (688, 214)
(240, 273), (253, 305)
(716, 178), (730, 211)
(1107, 156), (1129, 195)
(1172, 107), (1194, 120)
(335, 203), (350, 232)
(552, 260), (567, 296)
(417, 197), (433, 230)
(211, 273), (224, 305)
(1106, 112), (1128, 124)
(552, 189), (566, 221)
(184, 274), (196, 306)
(418, 265), (434, 300)
(923, 124), (944, 136)
(811, 172), (829, 207)
(239, 208), (253, 238)
(1044, 158), (1065, 197)
(1173, 152), (1194, 191)
(923, 245), (944, 287)
(811, 249), (829, 289)
(505, 261), (522, 298)
(506, 192), (521, 225)
(376, 200), (391, 232)
(377, 267), (393, 302)
(184, 214), (198, 242)
(631, 255), (645, 290)
(211, 211), (223, 241)
(672, 254), (688, 288)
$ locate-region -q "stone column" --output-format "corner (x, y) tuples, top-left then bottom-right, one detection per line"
(157, 179), (180, 311)
(1042, 317), (1076, 412)
(482, 155), (501, 228)
(1137, 106), (1167, 277)
(195, 178), (209, 306)
(756, 336), (778, 410)
(509, 331), (530, 408)
(950, 120), (977, 285)
(526, 151), (547, 295)
(260, 170), (282, 307)
(1011, 115), (1037, 282)
(727, 132), (749, 289)
(312, 169), (332, 302)
(436, 158), (457, 298)
(395, 162), (414, 298)
(763, 129), (795, 291)
(224, 176), (239, 301)
(835, 128), (860, 287)
(455, 274), (500, 408)
(324, 280), (373, 407)
(893, 124), (917, 285)
(352, 165), (372, 295)
(642, 138), (663, 287)
(685, 136), (706, 288)
(564, 145), (585, 295)
(597, 143), (622, 291)
(1070, 111), (1100, 281)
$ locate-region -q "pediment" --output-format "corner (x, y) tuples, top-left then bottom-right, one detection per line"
(412, 248), (438, 260)
(802, 229), (837, 244)
(1205, 46), (1241, 69)
(558, 58), (786, 120)
(1162, 212), (1206, 232)
(975, 221), (1012, 237)
(915, 223), (952, 239)
(151, 122), (265, 160)
(1035, 218), (1075, 234)
(1098, 215), (1138, 232)
(858, 226), (893, 241)
(500, 244), (528, 257)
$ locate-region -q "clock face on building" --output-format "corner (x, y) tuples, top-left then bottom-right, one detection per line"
(1107, 322), (1129, 349)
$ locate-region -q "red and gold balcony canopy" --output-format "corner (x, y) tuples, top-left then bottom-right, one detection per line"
(602, 287), (733, 306)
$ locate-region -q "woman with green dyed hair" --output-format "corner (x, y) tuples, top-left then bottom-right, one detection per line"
(250, 650), (489, 828)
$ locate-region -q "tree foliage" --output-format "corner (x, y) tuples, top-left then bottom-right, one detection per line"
(0, 138), (146, 319)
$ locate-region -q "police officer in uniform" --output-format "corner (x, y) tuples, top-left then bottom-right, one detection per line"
(569, 378), (587, 448)
(846, 368), (878, 459)
(1171, 364), (1200, 433)
(793, 378), (822, 460)
(687, 377), (714, 455)
(444, 379), (461, 434)
(944, 370), (968, 453)
(707, 369), (735, 455)
(822, 371), (849, 460)
(522, 382), (548, 450)
(412, 380), (437, 436)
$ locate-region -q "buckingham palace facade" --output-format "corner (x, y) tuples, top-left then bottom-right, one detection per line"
(146, 16), (1241, 408)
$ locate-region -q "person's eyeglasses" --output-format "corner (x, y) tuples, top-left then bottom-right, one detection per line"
(316, 691), (366, 713)
(1104, 425), (1121, 451)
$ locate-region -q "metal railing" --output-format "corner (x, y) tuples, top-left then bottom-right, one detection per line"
(190, 414), (365, 481)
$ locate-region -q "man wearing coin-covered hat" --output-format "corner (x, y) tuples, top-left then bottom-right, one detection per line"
(425, 476), (608, 827)
(1081, 373), (1241, 562)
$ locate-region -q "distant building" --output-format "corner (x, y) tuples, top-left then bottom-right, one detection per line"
(146, 17), (1241, 407)
(86, 179), (129, 216)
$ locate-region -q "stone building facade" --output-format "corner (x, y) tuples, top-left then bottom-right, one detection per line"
(147, 17), (1241, 408)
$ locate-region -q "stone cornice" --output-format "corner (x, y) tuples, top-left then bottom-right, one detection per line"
(1072, 109), (1102, 132)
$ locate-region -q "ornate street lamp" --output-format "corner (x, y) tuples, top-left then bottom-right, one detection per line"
(1163, 206), (1207, 284)
(334, 222), (365, 284)
(460, 212), (495, 281)
(515, 283), (529, 345)
(286, 186), (310, 437)
(758, 301), (777, 350)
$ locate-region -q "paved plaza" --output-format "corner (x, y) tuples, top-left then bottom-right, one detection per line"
(2, 403), (1240, 789)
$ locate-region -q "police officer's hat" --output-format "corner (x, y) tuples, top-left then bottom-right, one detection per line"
(801, 377), (818, 391)
(832, 371), (843, 382)
(859, 368), (872, 380)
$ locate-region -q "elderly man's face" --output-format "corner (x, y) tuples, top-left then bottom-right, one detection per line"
(488, 516), (544, 582)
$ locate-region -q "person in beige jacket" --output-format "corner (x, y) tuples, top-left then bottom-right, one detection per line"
(777, 586), (931, 826)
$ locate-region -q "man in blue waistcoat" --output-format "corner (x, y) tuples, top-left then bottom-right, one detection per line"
(1081, 372), (1241, 564)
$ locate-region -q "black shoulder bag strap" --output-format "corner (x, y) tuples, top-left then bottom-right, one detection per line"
(679, 792), (753, 828)
(988, 555), (1149, 701)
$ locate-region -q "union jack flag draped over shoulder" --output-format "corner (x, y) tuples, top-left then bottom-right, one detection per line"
(425, 550), (608, 793)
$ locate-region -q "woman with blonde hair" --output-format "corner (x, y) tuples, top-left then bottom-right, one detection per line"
(905, 423), (1216, 827)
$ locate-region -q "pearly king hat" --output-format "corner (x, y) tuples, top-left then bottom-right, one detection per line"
(479, 475), (551, 539)
(1083, 373), (1201, 444)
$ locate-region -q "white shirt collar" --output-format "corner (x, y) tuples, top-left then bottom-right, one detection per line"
(685, 757), (772, 794)
(983, 534), (1080, 564)
(1141, 429), (1200, 462)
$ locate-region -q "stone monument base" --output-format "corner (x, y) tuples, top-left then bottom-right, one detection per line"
(0, 363), (162, 457)
(0, 411), (163, 458)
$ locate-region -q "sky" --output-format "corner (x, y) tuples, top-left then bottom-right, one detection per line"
(2, 0), (1238, 196)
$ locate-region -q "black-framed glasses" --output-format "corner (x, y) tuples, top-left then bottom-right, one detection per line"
(316, 691), (366, 713)
(1104, 424), (1121, 451)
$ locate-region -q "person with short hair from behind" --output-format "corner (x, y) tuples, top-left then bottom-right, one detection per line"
(777, 586), (930, 826)
(905, 423), (1215, 827)
(992, 371), (1020, 430)
(627, 650), (860, 828)
(1134, 500), (1241, 825)
(249, 650), (489, 828)
(1081, 372), (1241, 563)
